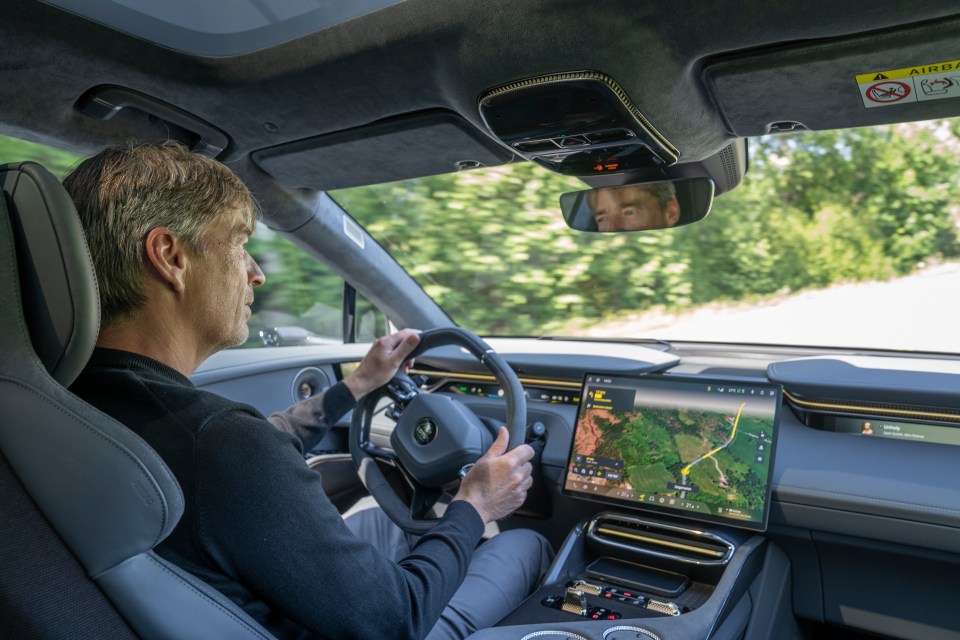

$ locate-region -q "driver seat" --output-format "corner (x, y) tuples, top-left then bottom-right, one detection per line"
(0, 161), (276, 639)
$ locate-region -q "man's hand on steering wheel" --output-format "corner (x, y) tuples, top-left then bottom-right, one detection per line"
(350, 326), (530, 533)
(453, 427), (535, 524)
(343, 329), (421, 400)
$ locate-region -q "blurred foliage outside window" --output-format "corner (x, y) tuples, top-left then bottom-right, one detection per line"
(0, 135), (84, 179)
(6, 118), (960, 351)
(333, 119), (960, 341)
(243, 226), (345, 347)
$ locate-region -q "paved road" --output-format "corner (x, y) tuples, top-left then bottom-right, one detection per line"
(583, 263), (960, 354)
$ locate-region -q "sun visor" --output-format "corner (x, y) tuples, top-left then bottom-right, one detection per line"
(705, 18), (960, 136)
(252, 110), (515, 191)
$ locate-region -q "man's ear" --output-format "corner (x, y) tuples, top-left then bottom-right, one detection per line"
(144, 227), (188, 293)
(665, 197), (681, 227)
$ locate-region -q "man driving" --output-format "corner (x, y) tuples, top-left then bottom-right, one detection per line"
(66, 141), (551, 639)
(587, 182), (681, 231)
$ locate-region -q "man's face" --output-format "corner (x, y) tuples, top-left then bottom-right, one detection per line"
(590, 186), (680, 232)
(185, 207), (265, 353)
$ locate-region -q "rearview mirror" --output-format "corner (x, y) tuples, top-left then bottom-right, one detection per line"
(560, 177), (715, 232)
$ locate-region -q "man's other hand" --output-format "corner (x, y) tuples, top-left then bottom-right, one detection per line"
(453, 427), (535, 524)
(343, 329), (420, 400)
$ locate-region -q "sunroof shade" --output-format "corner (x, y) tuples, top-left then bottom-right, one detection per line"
(41, 0), (405, 56)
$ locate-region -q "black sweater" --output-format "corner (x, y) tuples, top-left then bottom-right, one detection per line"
(71, 348), (485, 640)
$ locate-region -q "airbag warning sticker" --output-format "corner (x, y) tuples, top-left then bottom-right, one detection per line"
(856, 60), (960, 108)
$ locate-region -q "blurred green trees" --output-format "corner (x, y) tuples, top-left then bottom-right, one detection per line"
(335, 120), (960, 335)
(3, 119), (958, 339)
(0, 135), (83, 178)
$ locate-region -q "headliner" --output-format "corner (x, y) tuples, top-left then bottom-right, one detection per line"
(3, 1), (960, 190)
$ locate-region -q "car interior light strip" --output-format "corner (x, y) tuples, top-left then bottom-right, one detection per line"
(595, 527), (727, 558)
(783, 389), (960, 422)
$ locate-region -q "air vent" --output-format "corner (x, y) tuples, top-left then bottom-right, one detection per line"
(586, 513), (734, 566)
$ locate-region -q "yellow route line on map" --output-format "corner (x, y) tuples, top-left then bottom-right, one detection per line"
(681, 401), (746, 476)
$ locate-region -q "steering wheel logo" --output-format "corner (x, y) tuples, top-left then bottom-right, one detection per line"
(414, 418), (438, 445)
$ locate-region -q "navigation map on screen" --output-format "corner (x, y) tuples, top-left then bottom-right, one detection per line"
(563, 374), (781, 530)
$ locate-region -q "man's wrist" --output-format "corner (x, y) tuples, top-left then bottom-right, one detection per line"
(342, 372), (372, 400)
(451, 495), (489, 525)
(450, 497), (489, 527)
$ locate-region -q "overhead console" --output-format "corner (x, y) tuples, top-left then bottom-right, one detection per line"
(479, 72), (680, 178)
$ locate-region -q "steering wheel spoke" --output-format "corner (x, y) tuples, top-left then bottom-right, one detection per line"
(409, 485), (444, 521)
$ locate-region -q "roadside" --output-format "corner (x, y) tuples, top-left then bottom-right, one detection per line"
(578, 261), (960, 354)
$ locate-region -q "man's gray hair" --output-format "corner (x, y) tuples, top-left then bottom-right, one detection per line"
(63, 141), (257, 327)
(586, 181), (678, 212)
(638, 181), (677, 209)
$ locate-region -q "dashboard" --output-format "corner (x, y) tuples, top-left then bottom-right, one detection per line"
(193, 338), (960, 640)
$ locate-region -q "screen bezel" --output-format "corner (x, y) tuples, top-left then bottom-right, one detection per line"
(562, 373), (782, 532)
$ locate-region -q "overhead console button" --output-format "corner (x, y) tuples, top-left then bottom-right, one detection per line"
(586, 129), (635, 144)
(514, 139), (559, 153)
(556, 135), (589, 147)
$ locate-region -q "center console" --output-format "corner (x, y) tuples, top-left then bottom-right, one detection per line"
(467, 374), (783, 639)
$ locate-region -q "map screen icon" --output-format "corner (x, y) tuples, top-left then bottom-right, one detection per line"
(563, 373), (782, 531)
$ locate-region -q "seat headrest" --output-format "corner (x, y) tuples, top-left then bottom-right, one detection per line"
(0, 161), (184, 574)
(0, 162), (99, 386)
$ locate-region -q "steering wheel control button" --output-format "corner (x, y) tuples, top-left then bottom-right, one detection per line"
(527, 421), (547, 439)
(414, 418), (438, 445)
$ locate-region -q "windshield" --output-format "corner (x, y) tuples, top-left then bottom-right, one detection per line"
(333, 118), (960, 353)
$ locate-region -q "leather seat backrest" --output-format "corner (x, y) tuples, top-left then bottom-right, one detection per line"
(0, 161), (275, 639)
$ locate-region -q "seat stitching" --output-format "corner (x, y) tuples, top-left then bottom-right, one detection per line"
(144, 554), (271, 639)
(0, 169), (35, 352)
(24, 166), (101, 378)
(0, 376), (169, 547)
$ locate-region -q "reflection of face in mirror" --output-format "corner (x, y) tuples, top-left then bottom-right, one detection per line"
(586, 183), (681, 231)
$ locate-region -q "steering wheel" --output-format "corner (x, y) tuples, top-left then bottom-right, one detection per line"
(349, 327), (526, 534)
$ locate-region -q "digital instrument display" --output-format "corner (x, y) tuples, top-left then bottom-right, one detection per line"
(442, 381), (580, 406)
(563, 374), (782, 531)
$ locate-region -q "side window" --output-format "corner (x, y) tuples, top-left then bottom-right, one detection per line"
(243, 225), (390, 347)
(0, 134), (83, 178)
(0, 134), (390, 347)
(356, 295), (391, 343)
(243, 225), (345, 347)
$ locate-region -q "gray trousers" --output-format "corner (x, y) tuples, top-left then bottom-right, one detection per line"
(343, 502), (553, 640)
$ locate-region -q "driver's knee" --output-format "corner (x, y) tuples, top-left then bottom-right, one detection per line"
(476, 529), (554, 594)
(426, 529), (553, 639)
(342, 503), (414, 562)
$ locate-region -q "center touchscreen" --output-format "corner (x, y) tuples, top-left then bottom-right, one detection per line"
(563, 374), (781, 531)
